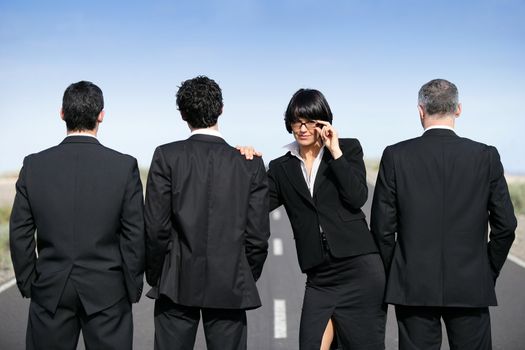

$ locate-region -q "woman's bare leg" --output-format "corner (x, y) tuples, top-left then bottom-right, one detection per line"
(320, 318), (334, 350)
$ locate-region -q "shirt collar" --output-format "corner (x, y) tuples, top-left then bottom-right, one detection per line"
(423, 125), (456, 134)
(191, 128), (223, 138)
(66, 132), (97, 139)
(283, 141), (325, 161)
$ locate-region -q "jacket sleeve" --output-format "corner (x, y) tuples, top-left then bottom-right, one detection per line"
(486, 146), (516, 281)
(144, 147), (172, 286)
(328, 139), (368, 209)
(267, 160), (283, 211)
(370, 146), (398, 272)
(9, 156), (37, 298)
(244, 158), (270, 281)
(119, 159), (146, 303)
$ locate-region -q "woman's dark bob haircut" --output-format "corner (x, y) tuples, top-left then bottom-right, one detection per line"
(284, 89), (333, 133)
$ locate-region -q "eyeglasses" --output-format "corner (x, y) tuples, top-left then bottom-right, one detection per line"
(291, 120), (317, 131)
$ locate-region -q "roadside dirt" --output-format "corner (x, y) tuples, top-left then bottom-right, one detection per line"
(0, 177), (16, 208)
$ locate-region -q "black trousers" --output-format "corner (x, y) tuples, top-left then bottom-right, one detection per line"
(154, 296), (247, 350)
(299, 253), (387, 350)
(26, 279), (132, 350)
(395, 305), (492, 350)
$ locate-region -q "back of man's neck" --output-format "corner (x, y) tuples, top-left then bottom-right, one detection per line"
(189, 123), (219, 133)
(423, 117), (455, 130)
(67, 129), (97, 137)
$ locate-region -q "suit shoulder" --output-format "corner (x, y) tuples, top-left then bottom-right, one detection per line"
(384, 136), (433, 157)
(387, 136), (422, 150)
(269, 152), (292, 167)
(27, 143), (62, 158)
(149, 140), (189, 161)
(339, 138), (363, 153)
(225, 145), (266, 172)
(21, 143), (66, 166)
(159, 139), (249, 156)
(96, 144), (138, 165)
(155, 140), (188, 151)
(457, 136), (494, 150)
(154, 138), (241, 155)
(461, 138), (502, 164)
(339, 138), (360, 147)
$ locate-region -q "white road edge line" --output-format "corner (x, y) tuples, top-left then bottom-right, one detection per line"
(0, 277), (16, 294)
(508, 253), (525, 269)
(273, 238), (283, 256)
(274, 299), (287, 339)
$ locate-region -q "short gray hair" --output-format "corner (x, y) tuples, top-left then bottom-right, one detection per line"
(418, 79), (459, 116)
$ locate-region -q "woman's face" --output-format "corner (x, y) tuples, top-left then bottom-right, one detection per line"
(291, 119), (321, 148)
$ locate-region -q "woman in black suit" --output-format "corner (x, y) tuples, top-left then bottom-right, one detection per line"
(267, 89), (386, 349)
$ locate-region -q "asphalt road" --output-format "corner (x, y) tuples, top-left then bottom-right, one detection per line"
(1, 187), (525, 349)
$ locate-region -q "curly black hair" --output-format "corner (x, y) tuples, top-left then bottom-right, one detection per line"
(176, 76), (223, 128)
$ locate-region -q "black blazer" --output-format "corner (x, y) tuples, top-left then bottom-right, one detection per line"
(145, 134), (270, 310)
(9, 136), (145, 315)
(371, 128), (517, 307)
(268, 138), (378, 272)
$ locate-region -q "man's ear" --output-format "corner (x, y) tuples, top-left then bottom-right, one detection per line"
(417, 105), (425, 122)
(60, 108), (65, 121)
(417, 105), (425, 117)
(455, 103), (462, 118)
(97, 110), (105, 124)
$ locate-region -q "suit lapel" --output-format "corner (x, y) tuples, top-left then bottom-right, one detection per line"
(313, 150), (332, 195)
(281, 155), (314, 206)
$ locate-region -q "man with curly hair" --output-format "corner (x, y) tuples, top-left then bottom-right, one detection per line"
(144, 76), (270, 350)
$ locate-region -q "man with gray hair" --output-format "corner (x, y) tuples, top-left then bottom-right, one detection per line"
(371, 78), (516, 349)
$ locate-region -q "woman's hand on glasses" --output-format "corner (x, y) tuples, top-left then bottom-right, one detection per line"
(315, 120), (343, 160)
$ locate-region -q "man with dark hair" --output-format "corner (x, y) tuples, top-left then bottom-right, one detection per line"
(10, 81), (145, 350)
(371, 78), (516, 349)
(145, 76), (270, 350)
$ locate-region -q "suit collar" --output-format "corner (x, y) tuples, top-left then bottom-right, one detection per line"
(280, 150), (334, 206)
(422, 128), (457, 137)
(188, 134), (227, 144)
(60, 135), (101, 145)
(281, 154), (314, 205)
(190, 128), (223, 138)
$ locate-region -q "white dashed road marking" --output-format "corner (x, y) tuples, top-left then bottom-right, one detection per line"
(273, 238), (283, 256)
(0, 278), (15, 294)
(274, 299), (287, 339)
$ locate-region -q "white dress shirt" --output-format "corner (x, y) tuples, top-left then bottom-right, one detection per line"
(423, 125), (456, 134)
(284, 141), (325, 197)
(190, 128), (223, 138)
(66, 132), (97, 139)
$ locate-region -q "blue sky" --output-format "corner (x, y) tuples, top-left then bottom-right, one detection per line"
(1, 0), (524, 173)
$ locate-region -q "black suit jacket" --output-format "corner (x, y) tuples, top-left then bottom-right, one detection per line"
(371, 128), (516, 307)
(268, 138), (378, 272)
(145, 134), (270, 310)
(10, 136), (145, 315)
